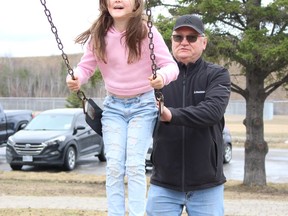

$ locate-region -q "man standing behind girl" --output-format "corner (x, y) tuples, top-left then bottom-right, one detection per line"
(66, 0), (179, 215)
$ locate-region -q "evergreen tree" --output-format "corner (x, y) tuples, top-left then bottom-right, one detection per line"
(154, 0), (288, 186)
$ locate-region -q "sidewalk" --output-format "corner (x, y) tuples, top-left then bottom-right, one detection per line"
(0, 195), (287, 216)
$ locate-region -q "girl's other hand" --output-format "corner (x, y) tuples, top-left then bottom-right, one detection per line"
(66, 75), (81, 91)
(148, 74), (164, 89)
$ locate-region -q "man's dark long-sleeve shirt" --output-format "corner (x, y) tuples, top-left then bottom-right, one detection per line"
(150, 57), (231, 192)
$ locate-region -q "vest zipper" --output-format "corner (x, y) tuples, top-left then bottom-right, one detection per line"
(181, 69), (187, 191)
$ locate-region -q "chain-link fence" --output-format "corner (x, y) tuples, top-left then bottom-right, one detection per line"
(0, 97), (104, 111)
(0, 97), (287, 117)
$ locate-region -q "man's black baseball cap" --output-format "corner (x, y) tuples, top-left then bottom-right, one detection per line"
(173, 14), (205, 35)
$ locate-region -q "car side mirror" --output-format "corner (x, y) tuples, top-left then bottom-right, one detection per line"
(76, 125), (86, 130)
(73, 125), (86, 135)
(19, 124), (27, 130)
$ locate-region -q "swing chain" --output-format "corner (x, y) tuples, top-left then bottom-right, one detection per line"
(145, 0), (164, 112)
(40, 0), (87, 102)
(146, 5), (157, 80)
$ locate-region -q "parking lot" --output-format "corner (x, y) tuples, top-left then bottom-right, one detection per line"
(1, 145), (288, 183)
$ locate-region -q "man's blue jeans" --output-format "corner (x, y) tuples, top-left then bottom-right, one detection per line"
(102, 90), (157, 216)
(146, 184), (224, 216)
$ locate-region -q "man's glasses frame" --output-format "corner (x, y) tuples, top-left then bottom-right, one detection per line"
(172, 34), (205, 43)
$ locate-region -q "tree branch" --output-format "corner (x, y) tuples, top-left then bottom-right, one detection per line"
(265, 73), (288, 96)
(231, 82), (246, 98)
(217, 17), (246, 32)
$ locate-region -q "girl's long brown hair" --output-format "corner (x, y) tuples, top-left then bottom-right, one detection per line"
(75, 0), (147, 64)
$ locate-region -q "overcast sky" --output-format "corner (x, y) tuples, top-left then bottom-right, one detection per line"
(0, 0), (99, 57)
(1, 0), (271, 58)
(0, 0), (169, 58)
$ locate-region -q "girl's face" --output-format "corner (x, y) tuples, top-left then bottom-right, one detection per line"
(107, 0), (136, 21)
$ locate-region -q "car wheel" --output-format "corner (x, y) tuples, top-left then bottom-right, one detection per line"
(10, 164), (23, 171)
(98, 146), (106, 162)
(223, 143), (232, 163)
(63, 146), (76, 171)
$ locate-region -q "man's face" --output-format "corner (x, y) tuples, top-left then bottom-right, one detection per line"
(171, 27), (207, 65)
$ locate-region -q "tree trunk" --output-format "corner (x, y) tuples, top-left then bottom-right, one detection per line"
(243, 72), (268, 186)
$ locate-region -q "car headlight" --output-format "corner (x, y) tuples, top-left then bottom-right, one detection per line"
(7, 136), (16, 146)
(43, 135), (66, 146)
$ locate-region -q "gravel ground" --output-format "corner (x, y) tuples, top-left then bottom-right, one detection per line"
(0, 195), (287, 216)
(0, 171), (287, 216)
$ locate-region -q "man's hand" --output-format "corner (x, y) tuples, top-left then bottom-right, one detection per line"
(156, 102), (172, 122)
(160, 106), (172, 122)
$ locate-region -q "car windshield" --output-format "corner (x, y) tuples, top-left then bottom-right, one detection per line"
(25, 113), (74, 130)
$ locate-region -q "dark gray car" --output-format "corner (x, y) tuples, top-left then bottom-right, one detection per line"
(6, 108), (106, 171)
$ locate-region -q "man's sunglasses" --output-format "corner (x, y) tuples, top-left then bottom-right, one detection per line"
(172, 34), (204, 43)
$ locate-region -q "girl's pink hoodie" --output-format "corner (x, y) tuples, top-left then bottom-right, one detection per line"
(74, 26), (179, 96)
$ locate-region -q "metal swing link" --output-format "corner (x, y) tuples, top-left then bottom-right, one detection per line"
(145, 0), (164, 113)
(146, 2), (158, 80)
(39, 0), (86, 103)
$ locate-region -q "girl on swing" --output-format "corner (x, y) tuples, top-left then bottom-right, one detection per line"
(66, 0), (179, 215)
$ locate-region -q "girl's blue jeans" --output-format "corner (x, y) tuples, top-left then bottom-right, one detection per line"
(146, 184), (224, 216)
(102, 90), (157, 216)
